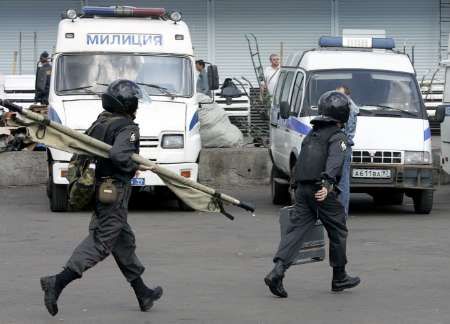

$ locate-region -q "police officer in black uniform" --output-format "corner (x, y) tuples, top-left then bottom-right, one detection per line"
(265, 90), (360, 298)
(40, 80), (162, 316)
(34, 51), (52, 104)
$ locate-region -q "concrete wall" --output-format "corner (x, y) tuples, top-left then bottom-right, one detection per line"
(198, 148), (271, 186)
(1, 148), (448, 188)
(0, 151), (47, 186)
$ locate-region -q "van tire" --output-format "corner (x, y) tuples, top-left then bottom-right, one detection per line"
(413, 190), (433, 214)
(49, 182), (68, 212)
(271, 165), (290, 205)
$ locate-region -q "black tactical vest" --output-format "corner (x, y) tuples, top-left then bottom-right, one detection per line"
(86, 113), (139, 182)
(294, 125), (342, 183)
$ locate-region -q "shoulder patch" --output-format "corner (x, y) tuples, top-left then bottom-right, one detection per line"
(130, 132), (136, 143)
(340, 140), (347, 151)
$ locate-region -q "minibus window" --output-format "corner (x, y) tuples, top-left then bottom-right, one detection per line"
(273, 71), (287, 107)
(291, 72), (304, 116)
(280, 72), (295, 104)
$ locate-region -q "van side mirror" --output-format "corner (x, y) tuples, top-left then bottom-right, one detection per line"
(435, 105), (447, 123)
(207, 65), (219, 90)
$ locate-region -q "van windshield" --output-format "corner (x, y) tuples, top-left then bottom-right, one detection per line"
(55, 54), (193, 97)
(307, 70), (423, 117)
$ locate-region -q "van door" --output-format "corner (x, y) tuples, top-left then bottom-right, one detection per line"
(271, 69), (296, 174)
(286, 69), (307, 170)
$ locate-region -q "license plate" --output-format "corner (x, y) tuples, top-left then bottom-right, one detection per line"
(130, 177), (145, 186)
(352, 169), (391, 179)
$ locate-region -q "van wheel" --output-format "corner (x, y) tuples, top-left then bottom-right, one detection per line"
(413, 190), (433, 214)
(49, 182), (68, 212)
(46, 162), (52, 198)
(271, 165), (290, 205)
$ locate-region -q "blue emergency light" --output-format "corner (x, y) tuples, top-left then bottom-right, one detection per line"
(319, 36), (395, 50)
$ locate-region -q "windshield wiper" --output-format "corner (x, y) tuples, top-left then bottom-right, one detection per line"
(364, 105), (418, 117)
(358, 107), (374, 115)
(59, 85), (94, 92)
(59, 83), (107, 97)
(137, 82), (175, 99)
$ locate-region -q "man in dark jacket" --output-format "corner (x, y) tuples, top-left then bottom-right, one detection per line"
(35, 51), (52, 104)
(40, 80), (162, 316)
(264, 91), (360, 298)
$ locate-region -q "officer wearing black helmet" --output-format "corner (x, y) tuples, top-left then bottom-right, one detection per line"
(40, 80), (162, 316)
(264, 90), (360, 298)
(34, 51), (52, 104)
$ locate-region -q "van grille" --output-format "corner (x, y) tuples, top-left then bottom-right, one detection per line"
(352, 150), (402, 164)
(140, 136), (159, 148)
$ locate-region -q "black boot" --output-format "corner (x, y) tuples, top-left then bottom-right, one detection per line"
(40, 268), (80, 316)
(264, 260), (288, 298)
(331, 267), (360, 292)
(131, 277), (163, 312)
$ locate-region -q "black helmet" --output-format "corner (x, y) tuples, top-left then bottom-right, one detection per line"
(316, 90), (350, 123)
(40, 51), (49, 59)
(102, 79), (142, 116)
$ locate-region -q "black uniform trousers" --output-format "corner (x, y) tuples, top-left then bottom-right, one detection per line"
(274, 184), (348, 268)
(66, 181), (145, 282)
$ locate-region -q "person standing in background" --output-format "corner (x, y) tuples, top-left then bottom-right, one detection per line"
(336, 85), (359, 217)
(35, 51), (52, 105)
(263, 54), (281, 96)
(195, 59), (210, 96)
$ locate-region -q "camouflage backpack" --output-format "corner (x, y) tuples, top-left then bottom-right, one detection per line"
(66, 115), (125, 210)
(67, 154), (96, 210)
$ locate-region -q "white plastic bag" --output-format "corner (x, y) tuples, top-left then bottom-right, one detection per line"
(197, 94), (243, 148)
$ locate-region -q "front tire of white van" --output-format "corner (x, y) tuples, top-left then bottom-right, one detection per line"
(412, 189), (433, 214)
(271, 165), (290, 205)
(48, 163), (68, 212)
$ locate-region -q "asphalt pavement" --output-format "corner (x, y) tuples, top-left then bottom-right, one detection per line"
(1, 184), (450, 324)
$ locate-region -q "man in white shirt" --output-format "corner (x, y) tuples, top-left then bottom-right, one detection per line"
(263, 54), (281, 96)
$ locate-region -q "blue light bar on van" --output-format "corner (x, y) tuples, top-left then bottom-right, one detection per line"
(319, 36), (395, 50)
(82, 6), (166, 18)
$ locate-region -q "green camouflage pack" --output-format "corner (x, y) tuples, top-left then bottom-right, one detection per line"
(67, 154), (96, 210)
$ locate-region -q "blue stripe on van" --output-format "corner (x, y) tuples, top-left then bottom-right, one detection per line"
(287, 117), (312, 135)
(48, 106), (62, 124)
(189, 111), (199, 131)
(424, 127), (431, 141)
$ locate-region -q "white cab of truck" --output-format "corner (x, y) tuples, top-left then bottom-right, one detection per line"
(270, 36), (434, 214)
(47, 6), (216, 211)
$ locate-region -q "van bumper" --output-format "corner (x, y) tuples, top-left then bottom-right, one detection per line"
(350, 164), (434, 191)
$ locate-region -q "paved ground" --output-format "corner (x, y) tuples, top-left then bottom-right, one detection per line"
(1, 184), (450, 324)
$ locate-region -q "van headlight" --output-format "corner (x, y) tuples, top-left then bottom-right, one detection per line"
(161, 134), (184, 149)
(404, 151), (431, 164)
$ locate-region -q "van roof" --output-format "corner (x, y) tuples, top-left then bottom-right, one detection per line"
(285, 49), (415, 74)
(55, 18), (193, 56)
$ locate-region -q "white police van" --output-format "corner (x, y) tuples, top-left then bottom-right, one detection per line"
(46, 6), (218, 211)
(270, 36), (434, 214)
